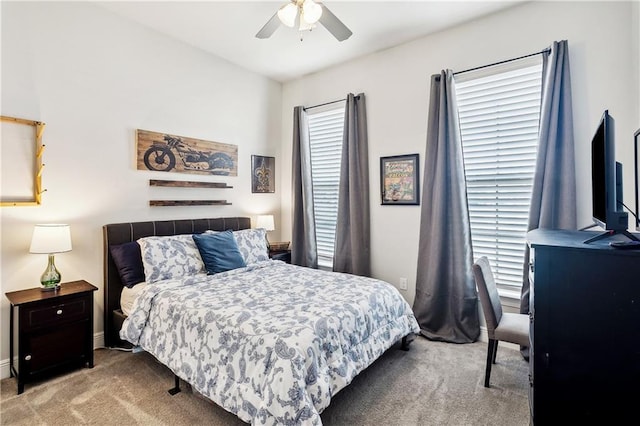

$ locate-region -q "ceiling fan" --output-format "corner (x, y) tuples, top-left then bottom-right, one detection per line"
(256, 0), (353, 42)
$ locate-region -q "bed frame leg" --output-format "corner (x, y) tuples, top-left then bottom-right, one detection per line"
(401, 334), (415, 351)
(168, 375), (181, 395)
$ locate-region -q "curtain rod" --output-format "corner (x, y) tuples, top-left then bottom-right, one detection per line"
(454, 47), (551, 76)
(304, 95), (359, 111)
(304, 99), (344, 111)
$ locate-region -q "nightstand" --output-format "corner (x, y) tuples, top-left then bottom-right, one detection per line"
(269, 249), (291, 264)
(5, 280), (98, 394)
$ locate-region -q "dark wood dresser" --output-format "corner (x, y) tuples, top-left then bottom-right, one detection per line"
(527, 229), (640, 424)
(5, 280), (97, 394)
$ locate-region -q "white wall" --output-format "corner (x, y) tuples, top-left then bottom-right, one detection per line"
(281, 1), (639, 306)
(0, 1), (282, 367)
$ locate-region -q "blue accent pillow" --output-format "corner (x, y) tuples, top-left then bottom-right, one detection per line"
(193, 231), (246, 274)
(109, 242), (145, 288)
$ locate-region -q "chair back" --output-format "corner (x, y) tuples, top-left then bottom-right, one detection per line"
(473, 256), (503, 339)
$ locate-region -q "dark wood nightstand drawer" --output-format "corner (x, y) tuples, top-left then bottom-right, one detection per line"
(25, 298), (88, 330)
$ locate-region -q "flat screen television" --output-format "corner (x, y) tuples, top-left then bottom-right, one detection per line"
(584, 110), (638, 244)
(635, 128), (640, 231)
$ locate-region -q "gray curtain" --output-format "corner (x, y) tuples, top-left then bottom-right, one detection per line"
(520, 40), (577, 317)
(333, 93), (371, 276)
(291, 106), (318, 268)
(412, 70), (480, 343)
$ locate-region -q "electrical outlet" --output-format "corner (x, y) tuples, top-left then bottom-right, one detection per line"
(399, 277), (408, 290)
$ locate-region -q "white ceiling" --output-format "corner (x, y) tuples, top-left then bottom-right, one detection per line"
(97, 1), (524, 83)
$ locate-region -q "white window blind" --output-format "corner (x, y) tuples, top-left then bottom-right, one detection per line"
(308, 104), (345, 267)
(456, 60), (543, 294)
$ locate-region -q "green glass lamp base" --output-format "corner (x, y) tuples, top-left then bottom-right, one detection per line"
(40, 254), (61, 291)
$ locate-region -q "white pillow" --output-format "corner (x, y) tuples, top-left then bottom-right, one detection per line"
(137, 234), (204, 283)
(120, 282), (147, 317)
(232, 228), (269, 265)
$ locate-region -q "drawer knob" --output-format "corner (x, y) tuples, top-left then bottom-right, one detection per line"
(56, 309), (63, 315)
(25, 355), (32, 361)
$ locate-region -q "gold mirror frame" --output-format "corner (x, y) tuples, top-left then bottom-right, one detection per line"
(1, 116), (46, 206)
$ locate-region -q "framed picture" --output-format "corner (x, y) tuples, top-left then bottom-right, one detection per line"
(380, 154), (420, 205)
(251, 155), (275, 193)
(136, 129), (238, 176)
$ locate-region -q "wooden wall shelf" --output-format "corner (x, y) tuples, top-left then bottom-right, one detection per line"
(150, 200), (232, 207)
(149, 179), (232, 189)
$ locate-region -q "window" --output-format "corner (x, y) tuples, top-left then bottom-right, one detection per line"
(307, 104), (345, 268)
(456, 58), (543, 296)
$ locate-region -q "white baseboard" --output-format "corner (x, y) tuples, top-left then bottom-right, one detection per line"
(1, 332), (105, 380)
(93, 331), (105, 350)
(0, 358), (9, 381)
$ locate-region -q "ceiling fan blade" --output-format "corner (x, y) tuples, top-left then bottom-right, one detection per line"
(256, 12), (281, 39)
(318, 3), (352, 41)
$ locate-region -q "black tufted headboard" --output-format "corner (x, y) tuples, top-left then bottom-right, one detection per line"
(103, 217), (251, 347)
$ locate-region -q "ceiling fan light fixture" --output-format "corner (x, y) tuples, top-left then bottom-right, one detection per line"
(277, 2), (298, 28)
(301, 0), (322, 25)
(298, 19), (315, 32)
(256, 0), (351, 42)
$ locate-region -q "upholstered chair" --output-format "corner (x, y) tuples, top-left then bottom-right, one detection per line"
(473, 256), (530, 387)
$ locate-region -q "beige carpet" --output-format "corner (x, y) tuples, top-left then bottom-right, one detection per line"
(1, 337), (530, 425)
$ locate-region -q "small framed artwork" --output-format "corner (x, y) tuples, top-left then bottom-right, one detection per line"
(380, 153), (420, 205)
(251, 155), (275, 193)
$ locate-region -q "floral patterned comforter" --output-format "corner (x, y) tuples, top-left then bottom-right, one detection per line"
(120, 261), (419, 425)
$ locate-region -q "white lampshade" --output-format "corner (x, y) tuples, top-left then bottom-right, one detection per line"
(302, 0), (322, 24)
(29, 224), (72, 254)
(256, 215), (275, 232)
(277, 2), (298, 28)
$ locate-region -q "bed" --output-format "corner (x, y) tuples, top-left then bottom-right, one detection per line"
(103, 217), (419, 425)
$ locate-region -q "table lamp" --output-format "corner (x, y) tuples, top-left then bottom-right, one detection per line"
(29, 224), (72, 291)
(256, 215), (275, 249)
